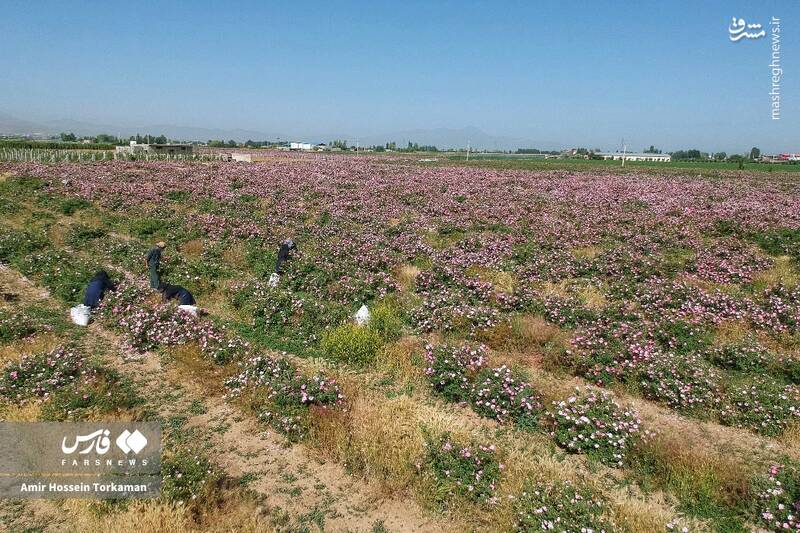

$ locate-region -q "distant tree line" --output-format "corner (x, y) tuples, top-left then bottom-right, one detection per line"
(0, 139), (114, 150)
(668, 147), (761, 162)
(516, 148), (560, 155)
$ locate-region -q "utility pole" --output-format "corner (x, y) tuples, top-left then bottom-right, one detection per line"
(466, 140), (470, 161)
(621, 138), (627, 167)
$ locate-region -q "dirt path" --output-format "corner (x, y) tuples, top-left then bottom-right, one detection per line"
(3, 265), (457, 533)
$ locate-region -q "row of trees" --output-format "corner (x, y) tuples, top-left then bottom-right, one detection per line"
(59, 132), (170, 145)
(516, 148), (561, 155)
(668, 147), (761, 161)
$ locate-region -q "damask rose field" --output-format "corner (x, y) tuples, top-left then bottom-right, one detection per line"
(0, 153), (798, 532)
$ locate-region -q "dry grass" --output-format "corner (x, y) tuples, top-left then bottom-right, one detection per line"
(513, 314), (562, 347)
(180, 238), (204, 257)
(394, 263), (421, 290)
(166, 343), (233, 395)
(539, 280), (570, 298)
(47, 223), (68, 247)
(570, 245), (603, 260)
(376, 336), (425, 384)
(0, 400), (43, 421)
(309, 380), (478, 500)
(634, 432), (755, 511)
(753, 255), (799, 290)
(221, 242), (246, 268)
(486, 439), (680, 533)
(779, 421), (800, 452)
(713, 320), (753, 345)
(606, 489), (684, 533)
(200, 286), (242, 323)
(0, 333), (62, 366)
(465, 266), (516, 294)
(345, 394), (427, 492)
(577, 284), (607, 310)
(60, 496), (272, 533)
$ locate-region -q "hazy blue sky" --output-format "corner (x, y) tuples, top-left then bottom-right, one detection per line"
(1, 0), (796, 152)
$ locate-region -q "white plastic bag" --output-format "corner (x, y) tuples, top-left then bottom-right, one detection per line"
(178, 305), (199, 316)
(268, 273), (280, 288)
(354, 304), (371, 326)
(70, 304), (91, 326)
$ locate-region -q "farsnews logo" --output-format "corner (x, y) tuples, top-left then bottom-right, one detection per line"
(62, 428), (148, 455)
(116, 429), (148, 454)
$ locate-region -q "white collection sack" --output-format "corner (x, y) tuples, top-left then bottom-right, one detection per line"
(354, 304), (371, 326)
(70, 304), (91, 326)
(268, 272), (280, 288)
(178, 305), (199, 316)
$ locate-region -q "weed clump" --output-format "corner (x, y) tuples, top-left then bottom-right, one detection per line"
(321, 323), (382, 366)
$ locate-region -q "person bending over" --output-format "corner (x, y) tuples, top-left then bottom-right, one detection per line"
(157, 282), (196, 306)
(83, 269), (116, 308)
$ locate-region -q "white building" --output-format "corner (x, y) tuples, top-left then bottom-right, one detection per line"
(596, 152), (671, 162)
(289, 141), (313, 151)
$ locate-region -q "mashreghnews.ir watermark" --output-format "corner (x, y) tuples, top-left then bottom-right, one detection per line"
(728, 15), (782, 120)
(769, 16), (781, 120)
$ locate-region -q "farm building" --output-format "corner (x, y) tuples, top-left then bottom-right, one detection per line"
(596, 152), (671, 162)
(115, 141), (193, 155)
(231, 152), (274, 163)
(289, 141), (313, 151)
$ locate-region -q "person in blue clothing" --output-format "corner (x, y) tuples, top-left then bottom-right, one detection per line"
(274, 238), (296, 274)
(157, 282), (196, 306)
(83, 270), (116, 308)
(145, 241), (166, 289)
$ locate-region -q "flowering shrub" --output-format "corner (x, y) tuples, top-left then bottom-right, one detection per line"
(0, 346), (85, 402)
(755, 462), (800, 531)
(753, 285), (800, 334)
(226, 354), (344, 441)
(39, 366), (141, 421)
(100, 283), (249, 364)
(706, 340), (772, 373)
(513, 480), (614, 533)
(648, 317), (711, 355)
(0, 227), (48, 264)
(470, 366), (543, 430)
(0, 305), (64, 343)
(16, 249), (93, 303)
(161, 447), (220, 506)
(542, 294), (595, 328)
(424, 432), (503, 504)
(549, 388), (643, 467)
(634, 352), (722, 415)
(229, 281), (348, 352)
(424, 342), (487, 403)
(688, 239), (772, 284)
(226, 354), (343, 408)
(719, 377), (799, 436)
